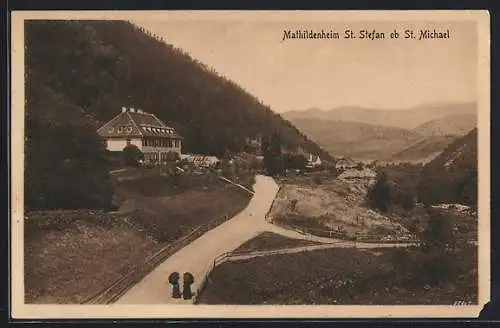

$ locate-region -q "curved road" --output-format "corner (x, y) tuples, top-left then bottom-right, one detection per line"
(116, 174), (415, 304)
(116, 174), (280, 304)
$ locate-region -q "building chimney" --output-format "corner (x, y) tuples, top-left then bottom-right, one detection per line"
(121, 106), (127, 113)
(129, 107), (135, 113)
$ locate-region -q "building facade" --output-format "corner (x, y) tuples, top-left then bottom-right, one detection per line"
(97, 106), (183, 164)
(307, 154), (322, 168)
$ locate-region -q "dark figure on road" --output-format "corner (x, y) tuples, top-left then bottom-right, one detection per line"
(183, 272), (195, 300)
(168, 271), (181, 299)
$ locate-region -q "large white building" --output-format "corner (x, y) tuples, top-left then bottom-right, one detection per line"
(97, 106), (183, 164)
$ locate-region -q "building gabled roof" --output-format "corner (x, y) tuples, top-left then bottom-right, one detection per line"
(97, 109), (183, 139)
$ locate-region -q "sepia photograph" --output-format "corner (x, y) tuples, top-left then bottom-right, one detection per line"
(10, 10), (490, 318)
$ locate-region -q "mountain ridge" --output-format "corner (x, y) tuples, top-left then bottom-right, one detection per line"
(282, 102), (477, 130)
(411, 113), (477, 136)
(418, 128), (477, 205)
(286, 116), (475, 161)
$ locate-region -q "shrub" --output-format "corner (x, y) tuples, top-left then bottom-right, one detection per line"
(420, 207), (457, 250)
(366, 172), (391, 212)
(283, 153), (308, 171)
(122, 144), (144, 167)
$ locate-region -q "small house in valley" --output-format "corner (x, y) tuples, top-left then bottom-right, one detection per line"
(335, 157), (357, 170)
(97, 106), (183, 164)
(306, 154), (322, 168)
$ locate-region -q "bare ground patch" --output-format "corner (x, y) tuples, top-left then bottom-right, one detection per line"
(268, 176), (411, 240)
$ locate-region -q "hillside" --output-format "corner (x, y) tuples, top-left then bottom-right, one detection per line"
(412, 114), (477, 137)
(390, 135), (458, 162)
(25, 20), (331, 160)
(283, 102), (477, 130)
(286, 118), (448, 160)
(25, 72), (114, 210)
(25, 20), (332, 210)
(418, 128), (478, 205)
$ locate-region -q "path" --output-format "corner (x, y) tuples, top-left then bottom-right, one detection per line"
(116, 174), (279, 304)
(264, 222), (418, 246)
(116, 174), (417, 305)
(220, 241), (416, 263)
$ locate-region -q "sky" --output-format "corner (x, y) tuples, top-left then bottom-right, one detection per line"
(133, 15), (477, 113)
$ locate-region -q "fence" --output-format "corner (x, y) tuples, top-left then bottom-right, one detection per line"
(218, 175), (254, 195)
(194, 241), (358, 304)
(193, 233), (421, 303)
(83, 212), (238, 304)
(264, 185), (282, 219)
(268, 219), (418, 245)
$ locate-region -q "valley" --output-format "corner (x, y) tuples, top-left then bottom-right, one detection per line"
(283, 107), (476, 162)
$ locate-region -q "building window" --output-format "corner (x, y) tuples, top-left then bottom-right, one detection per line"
(118, 126), (123, 133)
(126, 126), (133, 133)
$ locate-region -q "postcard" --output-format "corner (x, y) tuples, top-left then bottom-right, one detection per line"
(10, 10), (490, 319)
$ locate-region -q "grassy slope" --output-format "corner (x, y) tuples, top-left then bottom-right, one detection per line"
(24, 211), (160, 304)
(199, 246), (477, 305)
(412, 114), (477, 137)
(118, 175), (252, 242)
(235, 232), (321, 252)
(390, 135), (457, 161)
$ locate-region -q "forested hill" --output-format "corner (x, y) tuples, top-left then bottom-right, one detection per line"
(25, 20), (331, 159)
(418, 128), (478, 205)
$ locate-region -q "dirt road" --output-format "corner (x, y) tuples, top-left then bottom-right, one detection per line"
(116, 174), (279, 304)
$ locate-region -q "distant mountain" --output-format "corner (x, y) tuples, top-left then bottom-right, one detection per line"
(390, 135), (458, 162)
(282, 102), (477, 130)
(418, 128), (478, 205)
(412, 114), (477, 137)
(288, 117), (465, 161)
(425, 128), (478, 172)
